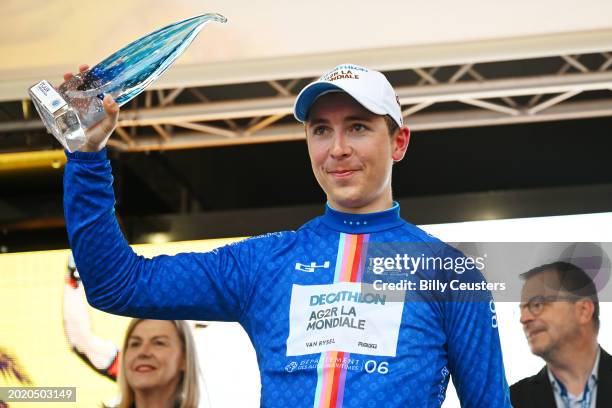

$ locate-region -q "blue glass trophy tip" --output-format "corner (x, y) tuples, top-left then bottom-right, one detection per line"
(79, 12), (228, 104)
(29, 12), (227, 152)
(202, 13), (228, 24)
(174, 13), (228, 29)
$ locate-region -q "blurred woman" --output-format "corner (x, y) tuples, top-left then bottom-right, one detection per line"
(117, 319), (200, 408)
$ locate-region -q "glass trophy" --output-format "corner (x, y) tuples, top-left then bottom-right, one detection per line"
(29, 13), (227, 152)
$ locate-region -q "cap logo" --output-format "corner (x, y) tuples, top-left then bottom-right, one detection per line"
(320, 64), (368, 82)
(322, 69), (360, 82)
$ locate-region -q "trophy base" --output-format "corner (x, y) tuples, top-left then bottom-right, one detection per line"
(29, 78), (105, 153)
(29, 92), (86, 153)
(55, 108), (87, 152)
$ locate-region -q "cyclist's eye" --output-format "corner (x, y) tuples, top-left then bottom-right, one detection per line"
(312, 126), (328, 136)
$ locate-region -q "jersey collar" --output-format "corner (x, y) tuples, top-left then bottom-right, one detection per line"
(321, 202), (404, 233)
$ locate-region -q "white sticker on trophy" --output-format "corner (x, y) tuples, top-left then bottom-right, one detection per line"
(30, 80), (67, 114)
(286, 283), (405, 357)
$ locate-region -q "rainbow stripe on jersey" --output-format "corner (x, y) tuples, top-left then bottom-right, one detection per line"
(313, 233), (370, 408)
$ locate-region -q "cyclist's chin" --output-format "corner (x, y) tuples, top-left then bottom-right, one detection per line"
(327, 193), (375, 214)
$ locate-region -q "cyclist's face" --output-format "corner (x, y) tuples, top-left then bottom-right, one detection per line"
(519, 271), (580, 359)
(305, 92), (409, 214)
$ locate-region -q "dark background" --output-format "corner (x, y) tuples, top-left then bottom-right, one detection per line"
(2, 115), (611, 253)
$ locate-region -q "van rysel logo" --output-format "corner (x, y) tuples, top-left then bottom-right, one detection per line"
(295, 261), (330, 273)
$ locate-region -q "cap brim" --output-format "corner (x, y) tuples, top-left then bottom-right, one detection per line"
(293, 82), (344, 122)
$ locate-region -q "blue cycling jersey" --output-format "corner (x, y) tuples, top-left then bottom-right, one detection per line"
(64, 149), (511, 408)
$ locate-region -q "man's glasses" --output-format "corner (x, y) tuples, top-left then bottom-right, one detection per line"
(519, 295), (578, 316)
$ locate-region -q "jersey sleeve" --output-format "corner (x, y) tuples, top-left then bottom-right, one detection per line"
(439, 245), (512, 407)
(63, 149), (277, 322)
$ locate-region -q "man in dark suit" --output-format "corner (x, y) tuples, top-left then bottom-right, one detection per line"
(510, 261), (612, 408)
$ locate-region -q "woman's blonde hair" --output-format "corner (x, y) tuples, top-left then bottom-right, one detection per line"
(116, 319), (200, 408)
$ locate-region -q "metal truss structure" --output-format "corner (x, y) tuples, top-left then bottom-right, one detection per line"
(1, 29), (611, 154)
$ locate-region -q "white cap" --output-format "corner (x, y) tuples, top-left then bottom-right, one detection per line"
(293, 63), (403, 127)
